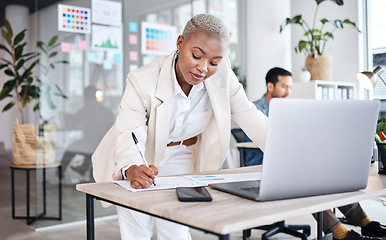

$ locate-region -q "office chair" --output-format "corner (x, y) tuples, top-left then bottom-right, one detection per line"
(231, 128), (311, 240)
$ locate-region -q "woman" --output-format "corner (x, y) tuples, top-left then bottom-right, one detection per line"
(93, 13), (267, 240)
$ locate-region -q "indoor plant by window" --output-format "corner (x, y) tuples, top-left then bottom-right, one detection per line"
(279, 0), (360, 81)
(0, 19), (68, 165)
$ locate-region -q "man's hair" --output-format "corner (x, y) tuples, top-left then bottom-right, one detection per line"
(265, 67), (292, 86)
(182, 13), (230, 41)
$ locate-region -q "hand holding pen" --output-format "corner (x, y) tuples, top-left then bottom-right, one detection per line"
(128, 132), (158, 188)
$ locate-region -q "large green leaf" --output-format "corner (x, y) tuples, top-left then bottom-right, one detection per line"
(4, 68), (14, 77)
(330, 0), (343, 6)
(332, 20), (344, 29)
(0, 63), (8, 69)
(0, 44), (12, 56)
(3, 79), (16, 92)
(324, 32), (334, 40)
(1, 29), (12, 46)
(320, 18), (329, 25)
(297, 40), (310, 54)
(3, 19), (13, 38)
(48, 35), (58, 47)
(13, 30), (26, 46)
(0, 57), (12, 65)
(0, 85), (13, 100)
(280, 15), (303, 33)
(14, 43), (26, 60)
(343, 19), (361, 32)
(48, 51), (58, 58)
(37, 41), (47, 55)
(16, 59), (25, 70)
(54, 60), (69, 64)
(2, 102), (15, 112)
(33, 102), (40, 111)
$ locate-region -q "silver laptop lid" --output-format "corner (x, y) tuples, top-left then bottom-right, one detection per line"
(259, 99), (379, 201)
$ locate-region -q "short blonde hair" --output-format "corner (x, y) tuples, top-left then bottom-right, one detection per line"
(182, 13), (230, 41)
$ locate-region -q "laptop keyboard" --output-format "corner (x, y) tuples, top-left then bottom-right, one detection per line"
(241, 187), (260, 194)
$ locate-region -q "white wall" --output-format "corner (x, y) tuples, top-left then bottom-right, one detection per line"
(290, 0), (362, 84)
(246, 0), (292, 102)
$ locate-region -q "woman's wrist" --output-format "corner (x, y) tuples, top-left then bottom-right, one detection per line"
(125, 165), (138, 181)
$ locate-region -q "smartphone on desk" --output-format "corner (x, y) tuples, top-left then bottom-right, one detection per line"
(176, 187), (212, 202)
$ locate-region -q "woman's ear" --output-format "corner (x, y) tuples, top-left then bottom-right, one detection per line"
(176, 35), (183, 50)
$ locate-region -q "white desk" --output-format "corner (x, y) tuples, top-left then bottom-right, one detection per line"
(76, 165), (386, 240)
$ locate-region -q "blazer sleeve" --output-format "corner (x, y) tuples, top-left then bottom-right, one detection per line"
(112, 72), (151, 180)
(226, 60), (268, 151)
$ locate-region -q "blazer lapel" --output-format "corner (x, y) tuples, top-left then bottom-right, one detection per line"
(154, 53), (175, 165)
(204, 76), (230, 159)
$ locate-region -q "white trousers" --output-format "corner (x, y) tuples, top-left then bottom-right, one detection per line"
(116, 206), (192, 240)
(117, 145), (194, 240)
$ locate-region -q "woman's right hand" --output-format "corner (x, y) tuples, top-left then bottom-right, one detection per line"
(125, 164), (158, 189)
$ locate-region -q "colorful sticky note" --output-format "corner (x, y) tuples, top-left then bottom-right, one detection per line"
(87, 52), (96, 62)
(72, 52), (82, 64)
(129, 22), (138, 32)
(103, 59), (112, 69)
(61, 42), (71, 53)
(129, 64), (138, 72)
(129, 34), (137, 45)
(129, 51), (138, 61)
(113, 53), (122, 63)
(77, 40), (87, 50)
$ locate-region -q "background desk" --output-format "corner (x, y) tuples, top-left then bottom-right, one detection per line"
(77, 165), (386, 240)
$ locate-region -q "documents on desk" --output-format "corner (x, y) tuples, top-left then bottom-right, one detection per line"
(114, 172), (261, 192)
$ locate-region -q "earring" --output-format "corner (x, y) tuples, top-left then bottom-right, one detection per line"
(176, 49), (180, 58)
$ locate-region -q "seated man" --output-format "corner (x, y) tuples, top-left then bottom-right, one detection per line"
(243, 67), (386, 240)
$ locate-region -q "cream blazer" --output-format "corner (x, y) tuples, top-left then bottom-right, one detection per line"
(92, 52), (268, 183)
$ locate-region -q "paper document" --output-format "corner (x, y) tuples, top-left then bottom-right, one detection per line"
(114, 172), (261, 192)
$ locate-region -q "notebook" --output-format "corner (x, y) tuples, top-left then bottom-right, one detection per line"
(209, 99), (380, 201)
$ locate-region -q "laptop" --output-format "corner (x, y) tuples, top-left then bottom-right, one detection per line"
(209, 99), (380, 201)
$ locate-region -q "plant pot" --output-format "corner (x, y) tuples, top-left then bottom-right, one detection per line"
(299, 70), (311, 82)
(305, 54), (333, 81)
(12, 118), (57, 165)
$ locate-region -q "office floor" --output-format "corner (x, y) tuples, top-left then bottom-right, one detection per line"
(1, 147), (386, 240)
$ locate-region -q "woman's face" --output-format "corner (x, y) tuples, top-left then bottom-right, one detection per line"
(175, 30), (229, 88)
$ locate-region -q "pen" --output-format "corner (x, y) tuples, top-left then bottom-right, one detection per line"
(131, 132), (156, 186)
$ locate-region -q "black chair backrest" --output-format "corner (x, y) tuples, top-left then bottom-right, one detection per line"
(231, 128), (246, 143)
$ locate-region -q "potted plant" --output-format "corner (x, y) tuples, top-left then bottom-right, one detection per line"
(0, 19), (68, 165)
(279, 0), (360, 81)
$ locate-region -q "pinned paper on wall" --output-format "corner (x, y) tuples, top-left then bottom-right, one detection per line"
(129, 64), (138, 72)
(92, 25), (122, 51)
(103, 59), (112, 69)
(129, 22), (138, 32)
(141, 22), (177, 55)
(58, 4), (91, 34)
(92, 0), (122, 26)
(113, 53), (122, 63)
(129, 34), (137, 45)
(72, 52), (83, 64)
(129, 51), (138, 61)
(77, 40), (87, 50)
(87, 52), (97, 62)
(61, 42), (71, 53)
